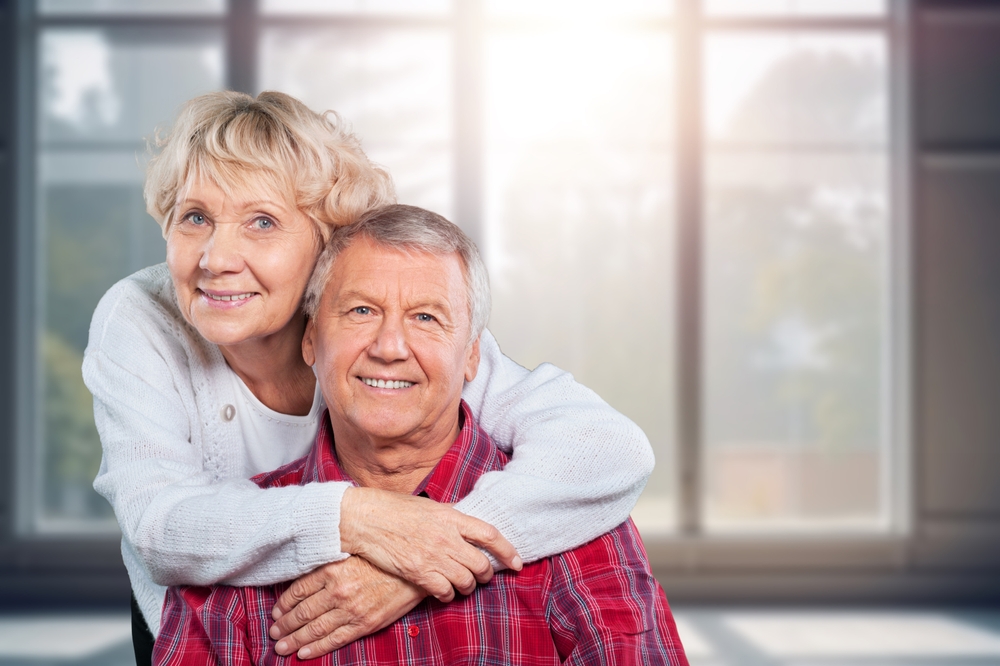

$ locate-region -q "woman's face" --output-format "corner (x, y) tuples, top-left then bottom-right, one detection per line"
(166, 175), (321, 349)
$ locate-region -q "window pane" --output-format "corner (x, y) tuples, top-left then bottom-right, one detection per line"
(705, 0), (885, 17)
(485, 30), (677, 535)
(28, 30), (223, 535)
(705, 33), (887, 146)
(262, 0), (448, 15)
(260, 28), (452, 217)
(703, 32), (891, 532)
(40, 0), (223, 15)
(40, 30), (224, 144)
(486, 0), (672, 19)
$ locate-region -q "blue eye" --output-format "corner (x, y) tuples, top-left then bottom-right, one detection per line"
(186, 213), (206, 225)
(416, 313), (436, 322)
(253, 217), (274, 230)
(353, 306), (371, 315)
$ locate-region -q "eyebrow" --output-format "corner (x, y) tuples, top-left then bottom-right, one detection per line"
(177, 197), (288, 213)
(334, 289), (452, 313)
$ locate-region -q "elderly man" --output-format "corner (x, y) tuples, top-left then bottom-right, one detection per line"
(153, 205), (688, 665)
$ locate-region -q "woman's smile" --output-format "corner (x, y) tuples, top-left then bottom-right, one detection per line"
(199, 289), (260, 308)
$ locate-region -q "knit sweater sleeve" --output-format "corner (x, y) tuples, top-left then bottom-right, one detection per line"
(456, 330), (655, 565)
(84, 270), (349, 590)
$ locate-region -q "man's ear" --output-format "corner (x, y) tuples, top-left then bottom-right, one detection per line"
(464, 336), (481, 383)
(302, 317), (317, 367)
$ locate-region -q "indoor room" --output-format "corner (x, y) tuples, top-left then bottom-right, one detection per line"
(0, 0), (998, 664)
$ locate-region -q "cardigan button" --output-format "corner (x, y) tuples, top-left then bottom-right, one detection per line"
(221, 404), (236, 422)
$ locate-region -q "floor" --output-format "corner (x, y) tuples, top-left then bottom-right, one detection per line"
(0, 608), (998, 665)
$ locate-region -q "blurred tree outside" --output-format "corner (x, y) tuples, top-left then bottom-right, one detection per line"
(43, 185), (161, 523)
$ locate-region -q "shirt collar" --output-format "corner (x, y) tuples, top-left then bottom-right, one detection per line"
(306, 400), (506, 504)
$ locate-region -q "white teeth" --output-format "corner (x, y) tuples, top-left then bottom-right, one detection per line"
(205, 292), (254, 302)
(362, 377), (413, 390)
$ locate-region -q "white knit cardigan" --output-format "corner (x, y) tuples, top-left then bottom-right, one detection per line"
(83, 264), (654, 636)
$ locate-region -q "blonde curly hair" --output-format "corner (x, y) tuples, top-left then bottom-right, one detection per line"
(144, 90), (396, 239)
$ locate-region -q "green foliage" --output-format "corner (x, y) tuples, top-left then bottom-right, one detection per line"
(41, 184), (164, 520)
(43, 330), (102, 485)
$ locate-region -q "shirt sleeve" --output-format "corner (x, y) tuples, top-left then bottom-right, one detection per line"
(456, 329), (655, 565)
(545, 520), (689, 666)
(85, 282), (349, 590)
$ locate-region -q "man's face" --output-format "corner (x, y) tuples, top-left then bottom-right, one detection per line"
(303, 237), (480, 445)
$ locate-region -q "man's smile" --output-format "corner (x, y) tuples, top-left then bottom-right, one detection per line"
(360, 377), (415, 390)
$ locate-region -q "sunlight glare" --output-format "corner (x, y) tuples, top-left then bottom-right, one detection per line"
(486, 0), (671, 19)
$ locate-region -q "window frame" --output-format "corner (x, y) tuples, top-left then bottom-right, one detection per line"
(1, 0), (915, 607)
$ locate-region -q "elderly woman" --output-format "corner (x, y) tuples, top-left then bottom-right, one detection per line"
(83, 91), (653, 664)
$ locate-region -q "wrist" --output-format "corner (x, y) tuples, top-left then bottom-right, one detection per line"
(339, 486), (367, 555)
(341, 486), (394, 558)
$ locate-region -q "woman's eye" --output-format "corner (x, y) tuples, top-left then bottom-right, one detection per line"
(185, 213), (206, 225)
(252, 217), (275, 230)
(353, 306), (371, 315)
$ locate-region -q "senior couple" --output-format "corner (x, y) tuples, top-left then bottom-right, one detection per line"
(84, 90), (688, 664)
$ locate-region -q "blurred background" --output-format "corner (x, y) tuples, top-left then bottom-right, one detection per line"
(1, 0), (999, 663)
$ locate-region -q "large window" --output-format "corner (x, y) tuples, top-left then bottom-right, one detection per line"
(18, 0), (904, 545)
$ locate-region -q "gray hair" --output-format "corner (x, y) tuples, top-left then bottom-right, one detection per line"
(304, 204), (491, 344)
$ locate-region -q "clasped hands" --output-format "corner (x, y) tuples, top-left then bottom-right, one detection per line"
(268, 487), (521, 659)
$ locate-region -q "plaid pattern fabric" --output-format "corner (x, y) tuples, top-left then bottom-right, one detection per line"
(154, 401), (688, 665)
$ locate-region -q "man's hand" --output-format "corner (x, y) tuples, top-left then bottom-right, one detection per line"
(270, 556), (424, 659)
(339, 486), (522, 602)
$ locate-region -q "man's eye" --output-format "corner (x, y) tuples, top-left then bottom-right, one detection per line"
(252, 217), (274, 230)
(416, 313), (436, 322)
(353, 306), (371, 315)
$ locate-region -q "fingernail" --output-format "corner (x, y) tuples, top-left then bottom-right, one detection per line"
(299, 647), (312, 659)
(269, 626), (280, 640)
(275, 640), (288, 654)
(512, 556), (523, 570)
(272, 607), (283, 620)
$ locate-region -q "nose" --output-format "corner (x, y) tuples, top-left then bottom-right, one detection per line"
(198, 226), (244, 275)
(368, 313), (410, 363)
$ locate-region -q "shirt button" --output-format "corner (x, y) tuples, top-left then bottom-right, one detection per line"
(407, 625), (420, 637)
(221, 404), (236, 421)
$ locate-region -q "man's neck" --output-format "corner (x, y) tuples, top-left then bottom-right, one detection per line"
(332, 415), (462, 495)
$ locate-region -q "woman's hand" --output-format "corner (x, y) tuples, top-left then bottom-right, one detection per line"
(339, 486), (522, 602)
(270, 556), (424, 659)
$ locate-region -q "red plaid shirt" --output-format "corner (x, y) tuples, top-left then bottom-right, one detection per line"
(154, 401), (688, 665)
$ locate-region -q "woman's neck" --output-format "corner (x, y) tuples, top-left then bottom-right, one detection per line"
(218, 313), (317, 416)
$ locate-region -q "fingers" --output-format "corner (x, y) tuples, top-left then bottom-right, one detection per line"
(295, 621), (376, 660)
(270, 559), (427, 658)
(273, 609), (352, 657)
(440, 555), (480, 596)
(421, 571), (457, 603)
(270, 588), (336, 639)
(273, 568), (329, 620)
(457, 515), (523, 571)
(443, 541), (493, 587)
(339, 487), (521, 597)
